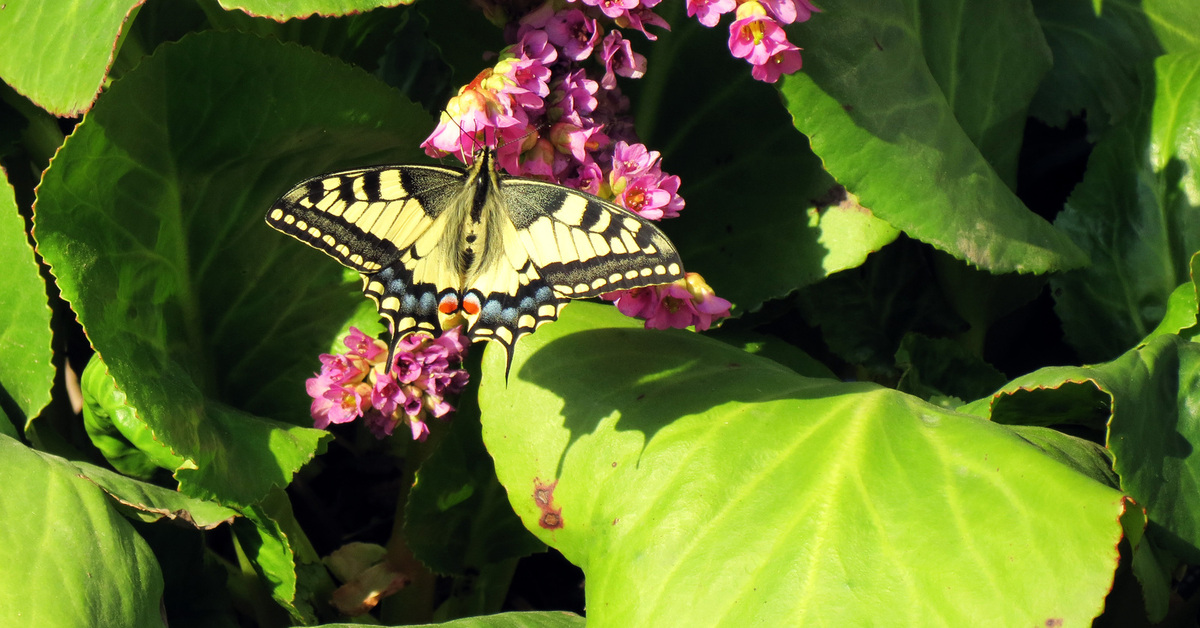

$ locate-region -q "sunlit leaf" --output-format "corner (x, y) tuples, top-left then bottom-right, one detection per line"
(479, 303), (1125, 626)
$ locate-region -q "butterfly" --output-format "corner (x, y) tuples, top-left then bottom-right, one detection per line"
(266, 146), (684, 376)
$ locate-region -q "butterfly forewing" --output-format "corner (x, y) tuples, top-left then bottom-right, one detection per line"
(499, 178), (683, 297)
(267, 148), (684, 376)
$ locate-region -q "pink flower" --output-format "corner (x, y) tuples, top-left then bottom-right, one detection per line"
(614, 173), (682, 220)
(564, 159), (605, 195)
(604, 272), (731, 331)
(303, 327), (470, 440)
(342, 328), (385, 362)
(544, 9), (603, 61)
(317, 383), (371, 428)
(549, 69), (600, 125)
(728, 11), (793, 66)
(550, 121), (609, 163)
(599, 31), (646, 89)
(583, 0), (641, 20)
(687, 0), (736, 27)
(617, 5), (671, 40)
(315, 353), (365, 386)
(761, 0), (819, 24)
(422, 69), (531, 161)
(751, 46), (803, 83)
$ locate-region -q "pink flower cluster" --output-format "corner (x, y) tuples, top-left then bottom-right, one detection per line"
(423, 3), (683, 221)
(425, 0), (733, 332)
(604, 272), (732, 330)
(690, 0), (817, 82)
(306, 328), (470, 441)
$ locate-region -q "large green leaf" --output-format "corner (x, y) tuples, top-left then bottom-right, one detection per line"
(0, 434), (164, 628)
(636, 11), (899, 313)
(223, 0), (412, 21)
(780, 0), (1087, 274)
(70, 457), (239, 529)
(81, 353), (184, 480)
(1051, 52), (1200, 362)
(0, 0), (142, 116)
(1142, 0), (1200, 52)
(0, 166), (52, 427)
(978, 334), (1200, 563)
(406, 370), (544, 577)
(1029, 0), (1162, 131)
(32, 31), (444, 506)
(311, 611), (586, 628)
(479, 303), (1125, 626)
(1143, 253), (1200, 343)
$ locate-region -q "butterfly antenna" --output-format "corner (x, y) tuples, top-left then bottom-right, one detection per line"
(443, 111), (492, 163)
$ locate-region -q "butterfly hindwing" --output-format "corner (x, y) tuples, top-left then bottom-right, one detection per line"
(268, 148), (684, 377)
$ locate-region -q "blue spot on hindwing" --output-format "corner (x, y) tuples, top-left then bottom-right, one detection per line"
(417, 291), (437, 315)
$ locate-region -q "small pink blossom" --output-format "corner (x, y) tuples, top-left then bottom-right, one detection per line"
(751, 47), (803, 83)
(583, 0), (640, 20)
(599, 31), (646, 90)
(615, 173), (682, 220)
(687, 0), (736, 27)
(304, 327), (470, 440)
(549, 69), (600, 125)
(315, 353), (365, 386)
(728, 11), (793, 66)
(550, 121), (609, 163)
(544, 9), (603, 61)
(616, 5), (671, 40)
(319, 383), (371, 428)
(604, 272), (731, 331)
(565, 159), (605, 195)
(761, 0), (819, 24)
(343, 328), (385, 362)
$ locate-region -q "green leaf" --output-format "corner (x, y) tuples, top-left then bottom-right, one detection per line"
(1029, 0), (1162, 131)
(1142, 0), (1200, 53)
(896, 333), (1007, 402)
(0, 166), (52, 427)
(0, 434), (164, 628)
(479, 303), (1125, 626)
(1003, 424), (1117, 488)
(707, 329), (837, 380)
(979, 334), (1200, 562)
(406, 369), (545, 576)
(1122, 505), (1172, 623)
(81, 354), (183, 479)
(33, 31), (451, 505)
(1143, 253), (1200, 342)
(220, 0), (414, 22)
(0, 0), (142, 116)
(635, 12), (899, 314)
(1051, 53), (1200, 362)
(309, 610), (586, 628)
(235, 488), (331, 623)
(795, 239), (967, 376)
(70, 458), (239, 529)
(780, 0), (1087, 273)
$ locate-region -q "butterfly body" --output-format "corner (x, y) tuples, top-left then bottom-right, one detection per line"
(267, 148), (683, 373)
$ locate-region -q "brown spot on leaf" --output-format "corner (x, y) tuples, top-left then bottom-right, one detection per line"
(533, 478), (563, 529)
(533, 479), (557, 508)
(1044, 620), (1063, 627)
